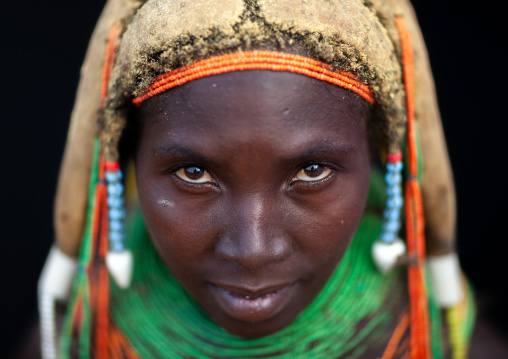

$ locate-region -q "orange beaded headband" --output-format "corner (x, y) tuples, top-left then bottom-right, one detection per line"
(132, 51), (375, 106)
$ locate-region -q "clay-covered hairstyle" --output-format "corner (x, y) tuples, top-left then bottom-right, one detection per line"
(55, 0), (455, 260)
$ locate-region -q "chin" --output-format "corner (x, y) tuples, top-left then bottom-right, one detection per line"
(214, 309), (300, 339)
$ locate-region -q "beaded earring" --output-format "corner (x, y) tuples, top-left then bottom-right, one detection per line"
(372, 152), (407, 273)
(104, 163), (133, 288)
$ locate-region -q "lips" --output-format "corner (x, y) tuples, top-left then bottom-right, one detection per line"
(208, 282), (297, 323)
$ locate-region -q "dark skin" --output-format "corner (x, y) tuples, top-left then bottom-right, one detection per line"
(135, 70), (372, 339)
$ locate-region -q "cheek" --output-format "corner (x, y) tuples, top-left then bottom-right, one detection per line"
(136, 169), (221, 273)
(286, 168), (371, 265)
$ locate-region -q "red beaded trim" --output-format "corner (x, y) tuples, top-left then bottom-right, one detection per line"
(132, 51), (375, 106)
(105, 162), (120, 172)
(386, 152), (403, 163)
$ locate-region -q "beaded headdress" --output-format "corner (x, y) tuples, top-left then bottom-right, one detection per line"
(39, 0), (466, 358)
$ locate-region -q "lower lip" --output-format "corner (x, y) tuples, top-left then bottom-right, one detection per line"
(209, 283), (296, 323)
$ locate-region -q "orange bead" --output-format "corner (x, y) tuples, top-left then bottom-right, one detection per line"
(132, 51), (375, 106)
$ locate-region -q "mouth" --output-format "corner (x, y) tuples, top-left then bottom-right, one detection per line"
(208, 282), (297, 323)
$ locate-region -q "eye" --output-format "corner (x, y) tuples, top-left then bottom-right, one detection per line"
(174, 166), (214, 184)
(294, 164), (333, 182)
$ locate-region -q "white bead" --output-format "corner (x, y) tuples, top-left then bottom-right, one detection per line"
(427, 253), (464, 307)
(372, 238), (406, 274)
(106, 250), (134, 289)
(38, 246), (78, 301)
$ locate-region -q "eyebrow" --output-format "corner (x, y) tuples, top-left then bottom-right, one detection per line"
(153, 141), (357, 165)
(286, 142), (357, 162)
(152, 144), (211, 163)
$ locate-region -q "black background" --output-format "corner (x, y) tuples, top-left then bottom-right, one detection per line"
(2, 0), (506, 357)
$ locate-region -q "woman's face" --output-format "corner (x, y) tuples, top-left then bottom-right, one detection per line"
(136, 70), (371, 338)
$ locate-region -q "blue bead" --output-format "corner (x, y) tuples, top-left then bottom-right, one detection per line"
(386, 162), (403, 172)
(107, 196), (124, 208)
(105, 170), (121, 182)
(382, 221), (394, 233)
(383, 220), (400, 234)
(109, 208), (125, 220)
(386, 161), (403, 172)
(110, 241), (125, 252)
(386, 185), (401, 197)
(110, 220), (123, 232)
(107, 182), (124, 196)
(380, 232), (394, 243)
(384, 209), (400, 222)
(109, 230), (125, 243)
(386, 196), (403, 209)
(385, 172), (402, 186)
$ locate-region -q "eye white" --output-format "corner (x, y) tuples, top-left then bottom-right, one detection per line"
(295, 164), (332, 182)
(174, 166), (214, 184)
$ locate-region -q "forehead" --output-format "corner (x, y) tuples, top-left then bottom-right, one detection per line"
(138, 70), (369, 153)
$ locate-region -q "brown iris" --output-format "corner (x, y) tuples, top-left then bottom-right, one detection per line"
(174, 166), (213, 183)
(295, 164), (332, 181)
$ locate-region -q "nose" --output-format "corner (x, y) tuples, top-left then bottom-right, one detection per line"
(214, 196), (293, 272)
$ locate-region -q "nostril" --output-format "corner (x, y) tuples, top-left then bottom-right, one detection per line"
(214, 236), (236, 261)
(270, 237), (293, 260)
